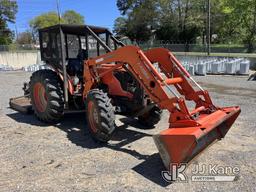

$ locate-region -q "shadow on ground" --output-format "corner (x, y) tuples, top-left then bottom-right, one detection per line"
(7, 112), (170, 187)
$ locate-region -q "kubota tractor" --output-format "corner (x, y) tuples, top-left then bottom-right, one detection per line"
(10, 24), (241, 169)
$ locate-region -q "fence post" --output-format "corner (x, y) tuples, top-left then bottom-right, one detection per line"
(228, 42), (231, 57)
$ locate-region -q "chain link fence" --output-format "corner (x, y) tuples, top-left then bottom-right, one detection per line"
(0, 44), (39, 52)
(0, 42), (255, 53)
(138, 42), (254, 53)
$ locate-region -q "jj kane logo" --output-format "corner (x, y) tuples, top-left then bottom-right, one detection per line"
(162, 163), (240, 183)
(162, 164), (188, 182)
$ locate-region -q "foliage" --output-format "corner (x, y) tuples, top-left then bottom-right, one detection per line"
(156, 0), (204, 43)
(214, 0), (256, 52)
(29, 12), (64, 31)
(115, 0), (204, 42)
(0, 0), (18, 45)
(29, 10), (85, 41)
(29, 10), (85, 30)
(115, 0), (158, 41)
(113, 17), (127, 37)
(232, 0), (256, 52)
(63, 10), (84, 25)
(115, 0), (256, 52)
(16, 31), (33, 44)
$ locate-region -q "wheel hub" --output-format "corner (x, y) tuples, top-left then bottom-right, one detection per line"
(88, 101), (99, 133)
(33, 82), (47, 112)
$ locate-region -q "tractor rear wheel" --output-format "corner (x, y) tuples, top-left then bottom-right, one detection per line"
(138, 106), (162, 128)
(30, 70), (64, 123)
(85, 89), (115, 143)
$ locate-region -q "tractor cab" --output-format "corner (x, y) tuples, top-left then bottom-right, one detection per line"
(39, 24), (123, 78)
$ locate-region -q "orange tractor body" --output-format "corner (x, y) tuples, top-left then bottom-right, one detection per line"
(10, 24), (240, 170)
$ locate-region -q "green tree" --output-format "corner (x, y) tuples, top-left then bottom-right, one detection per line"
(0, 0), (18, 45)
(116, 0), (256, 51)
(16, 31), (33, 44)
(30, 10), (84, 31)
(63, 10), (84, 25)
(215, 0), (256, 52)
(116, 0), (203, 42)
(116, 0), (158, 41)
(232, 0), (256, 52)
(156, 0), (204, 43)
(113, 17), (127, 37)
(117, 0), (141, 15)
(30, 10), (85, 41)
(29, 11), (63, 31)
(29, 11), (62, 41)
(209, 0), (238, 43)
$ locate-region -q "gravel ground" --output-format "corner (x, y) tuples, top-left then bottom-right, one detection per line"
(0, 71), (255, 192)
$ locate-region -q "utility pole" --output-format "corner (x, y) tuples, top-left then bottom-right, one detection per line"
(56, 0), (69, 108)
(56, 0), (61, 23)
(207, 0), (211, 55)
(15, 24), (18, 41)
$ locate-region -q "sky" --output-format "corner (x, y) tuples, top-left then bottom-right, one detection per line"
(8, 0), (121, 33)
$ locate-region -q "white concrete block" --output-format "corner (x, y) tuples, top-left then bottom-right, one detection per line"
(197, 64), (206, 76)
(211, 62), (221, 74)
(239, 61), (250, 74)
(189, 65), (195, 76)
(225, 62), (236, 74)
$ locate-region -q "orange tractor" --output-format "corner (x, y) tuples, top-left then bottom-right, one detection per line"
(10, 24), (241, 169)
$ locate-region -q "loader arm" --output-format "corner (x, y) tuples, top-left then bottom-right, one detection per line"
(84, 46), (205, 124)
(83, 46), (218, 125)
(83, 45), (241, 169)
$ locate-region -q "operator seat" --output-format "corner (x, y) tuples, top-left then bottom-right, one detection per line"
(67, 49), (88, 77)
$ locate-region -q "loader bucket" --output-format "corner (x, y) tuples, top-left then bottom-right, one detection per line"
(154, 106), (241, 169)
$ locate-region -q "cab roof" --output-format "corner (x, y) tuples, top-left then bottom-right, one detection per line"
(39, 24), (111, 35)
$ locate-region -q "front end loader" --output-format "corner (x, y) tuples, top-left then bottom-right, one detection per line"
(84, 46), (241, 168)
(10, 24), (240, 170)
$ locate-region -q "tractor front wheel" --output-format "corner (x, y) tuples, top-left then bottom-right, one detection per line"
(85, 89), (115, 143)
(30, 70), (64, 123)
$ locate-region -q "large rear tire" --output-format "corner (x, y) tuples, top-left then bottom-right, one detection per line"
(30, 69), (64, 123)
(85, 89), (115, 143)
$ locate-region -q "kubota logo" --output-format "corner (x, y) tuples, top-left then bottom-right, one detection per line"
(162, 164), (188, 182)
